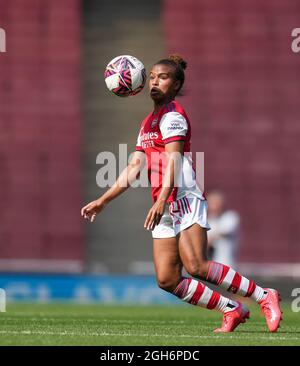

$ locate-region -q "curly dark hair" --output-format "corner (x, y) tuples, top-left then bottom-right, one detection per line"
(155, 54), (187, 94)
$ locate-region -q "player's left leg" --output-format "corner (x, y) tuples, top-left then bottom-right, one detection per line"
(153, 236), (250, 333)
(178, 223), (282, 332)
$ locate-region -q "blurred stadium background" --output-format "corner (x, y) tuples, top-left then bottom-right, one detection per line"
(0, 0), (299, 305)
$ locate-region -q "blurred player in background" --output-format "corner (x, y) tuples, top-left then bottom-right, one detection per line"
(207, 190), (240, 268)
(81, 55), (282, 333)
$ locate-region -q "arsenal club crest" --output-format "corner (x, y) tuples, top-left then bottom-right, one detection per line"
(151, 118), (158, 128)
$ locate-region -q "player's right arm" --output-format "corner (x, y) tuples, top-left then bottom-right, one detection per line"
(81, 150), (145, 222)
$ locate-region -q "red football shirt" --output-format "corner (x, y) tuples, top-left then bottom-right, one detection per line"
(136, 100), (204, 202)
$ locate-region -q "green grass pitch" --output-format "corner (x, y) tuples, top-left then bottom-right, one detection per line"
(0, 302), (299, 346)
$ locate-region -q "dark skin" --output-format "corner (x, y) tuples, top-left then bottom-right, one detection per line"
(81, 63), (209, 293)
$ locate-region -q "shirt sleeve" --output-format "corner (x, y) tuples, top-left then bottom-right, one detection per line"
(135, 130), (145, 152)
(159, 112), (188, 144)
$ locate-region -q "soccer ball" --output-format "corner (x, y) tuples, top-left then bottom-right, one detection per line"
(104, 55), (146, 97)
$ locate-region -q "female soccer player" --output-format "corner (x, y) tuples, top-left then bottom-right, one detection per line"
(81, 55), (282, 333)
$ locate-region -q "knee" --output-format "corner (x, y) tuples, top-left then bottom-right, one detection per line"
(156, 276), (180, 293)
(185, 260), (208, 279)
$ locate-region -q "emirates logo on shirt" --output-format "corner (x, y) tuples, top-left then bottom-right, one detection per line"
(140, 131), (159, 142)
(140, 131), (159, 148)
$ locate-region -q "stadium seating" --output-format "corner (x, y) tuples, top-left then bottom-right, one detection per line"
(164, 0), (300, 263)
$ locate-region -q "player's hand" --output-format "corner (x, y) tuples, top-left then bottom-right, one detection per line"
(81, 199), (106, 222)
(144, 199), (166, 231)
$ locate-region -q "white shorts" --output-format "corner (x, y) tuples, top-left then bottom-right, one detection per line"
(151, 195), (211, 239)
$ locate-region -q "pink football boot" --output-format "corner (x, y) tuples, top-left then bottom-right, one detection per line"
(259, 288), (283, 332)
(214, 303), (250, 333)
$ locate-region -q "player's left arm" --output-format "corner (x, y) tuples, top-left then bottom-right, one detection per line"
(144, 141), (184, 230)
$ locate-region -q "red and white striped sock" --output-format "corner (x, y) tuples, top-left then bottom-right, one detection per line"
(172, 277), (239, 313)
(206, 261), (267, 302)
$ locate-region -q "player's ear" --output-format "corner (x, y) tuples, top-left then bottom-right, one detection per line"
(174, 80), (181, 92)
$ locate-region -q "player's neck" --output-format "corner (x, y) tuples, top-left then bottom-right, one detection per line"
(153, 97), (175, 114)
